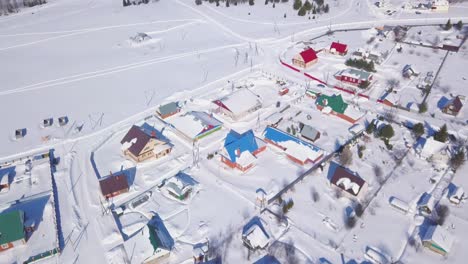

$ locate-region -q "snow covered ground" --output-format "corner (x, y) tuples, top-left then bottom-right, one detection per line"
(1, 0), (468, 263)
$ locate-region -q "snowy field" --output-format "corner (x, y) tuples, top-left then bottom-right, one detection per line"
(1, 0), (468, 263)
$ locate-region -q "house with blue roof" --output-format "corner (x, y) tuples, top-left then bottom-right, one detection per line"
(221, 130), (266, 172)
(263, 126), (324, 166)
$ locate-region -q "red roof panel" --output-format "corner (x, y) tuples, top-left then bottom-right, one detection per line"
(330, 42), (348, 53)
(299, 48), (318, 63)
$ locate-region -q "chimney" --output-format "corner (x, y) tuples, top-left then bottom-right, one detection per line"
(151, 131), (157, 138)
(236, 148), (241, 157)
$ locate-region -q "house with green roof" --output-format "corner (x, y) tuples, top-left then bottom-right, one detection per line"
(316, 94), (348, 114)
(315, 94), (363, 123)
(0, 210), (26, 252)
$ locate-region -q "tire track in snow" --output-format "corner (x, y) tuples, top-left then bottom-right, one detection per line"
(0, 19), (204, 51)
(0, 43), (244, 96)
(0, 19), (204, 37)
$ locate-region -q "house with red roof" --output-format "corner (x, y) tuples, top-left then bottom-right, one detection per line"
(329, 42), (348, 56)
(121, 123), (172, 162)
(292, 48), (318, 68)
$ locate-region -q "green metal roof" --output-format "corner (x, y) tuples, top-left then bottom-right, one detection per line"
(316, 94), (348, 114)
(0, 210), (25, 245)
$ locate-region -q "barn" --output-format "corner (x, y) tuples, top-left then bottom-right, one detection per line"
(292, 48), (318, 68)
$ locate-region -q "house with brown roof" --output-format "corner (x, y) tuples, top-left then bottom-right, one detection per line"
(292, 48), (318, 68)
(442, 96), (463, 116)
(330, 166), (368, 200)
(99, 172), (129, 199)
(121, 123), (172, 163)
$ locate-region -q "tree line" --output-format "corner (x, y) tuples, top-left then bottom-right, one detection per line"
(0, 0), (46, 15)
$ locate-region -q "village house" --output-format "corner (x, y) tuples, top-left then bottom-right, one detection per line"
(292, 47), (318, 68)
(164, 173), (194, 200)
(99, 172), (130, 199)
(121, 124), (172, 163)
(299, 123), (321, 142)
(417, 192), (435, 216)
(415, 137), (449, 170)
(144, 216), (174, 264)
(213, 88), (262, 121)
(422, 225), (454, 256)
(402, 64), (419, 78)
(169, 111), (223, 142)
(315, 93), (364, 123)
(330, 166), (368, 200)
(329, 42), (348, 56)
(263, 126), (324, 166)
(448, 185), (465, 205)
(335, 68), (373, 86)
(442, 96), (463, 116)
(0, 210), (26, 252)
(242, 218), (270, 251)
(157, 102), (180, 119)
(221, 129), (267, 172)
(431, 0), (449, 12)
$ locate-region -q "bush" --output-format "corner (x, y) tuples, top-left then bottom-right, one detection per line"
(311, 187), (320, 202)
(412, 123), (425, 138)
(366, 121), (375, 134)
(450, 149), (465, 171)
(355, 203), (364, 217)
(339, 145), (353, 166)
(358, 145), (365, 159)
(433, 124), (448, 143)
(345, 58), (376, 72)
(418, 102), (427, 113)
(207, 153), (214, 160)
(379, 124), (394, 139)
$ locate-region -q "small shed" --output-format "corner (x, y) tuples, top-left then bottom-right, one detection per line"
(15, 128), (27, 140)
(389, 196), (410, 214)
(422, 225), (454, 256)
(43, 118), (53, 128)
(58, 116), (69, 126)
(0, 210), (26, 251)
(157, 102), (180, 119)
(300, 124), (321, 142)
(329, 42), (348, 56)
(448, 185), (465, 205)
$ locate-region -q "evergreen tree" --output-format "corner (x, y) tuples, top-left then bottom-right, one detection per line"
(455, 20), (463, 30)
(298, 5), (307, 16)
(434, 124), (448, 143)
(226, 0), (230, 7)
(379, 124), (394, 139)
(249, 0), (255, 5)
(303, 0), (312, 10)
(412, 123), (425, 138)
(293, 0), (302, 10)
(418, 102), (427, 113)
(195, 0), (202, 5)
(450, 149), (465, 170)
(323, 3), (329, 13)
(444, 19), (452, 30)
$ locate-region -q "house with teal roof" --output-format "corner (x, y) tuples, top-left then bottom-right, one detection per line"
(0, 210), (26, 252)
(315, 93), (363, 123)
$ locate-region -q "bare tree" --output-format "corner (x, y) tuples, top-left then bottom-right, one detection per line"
(339, 145), (353, 166)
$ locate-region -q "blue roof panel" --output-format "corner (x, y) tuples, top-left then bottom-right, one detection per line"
(224, 130), (259, 163)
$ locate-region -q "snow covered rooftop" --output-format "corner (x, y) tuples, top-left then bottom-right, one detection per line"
(214, 88), (261, 115)
(422, 225), (454, 253)
(243, 223), (270, 250)
(169, 111), (222, 140)
(416, 137), (447, 159)
(337, 68), (372, 81)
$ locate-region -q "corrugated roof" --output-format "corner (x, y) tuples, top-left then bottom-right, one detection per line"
(330, 42), (348, 53)
(330, 166), (365, 196)
(299, 48), (318, 63)
(316, 94), (348, 114)
(0, 210), (25, 245)
(223, 130), (260, 163)
(99, 173), (129, 197)
(158, 102), (179, 116)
